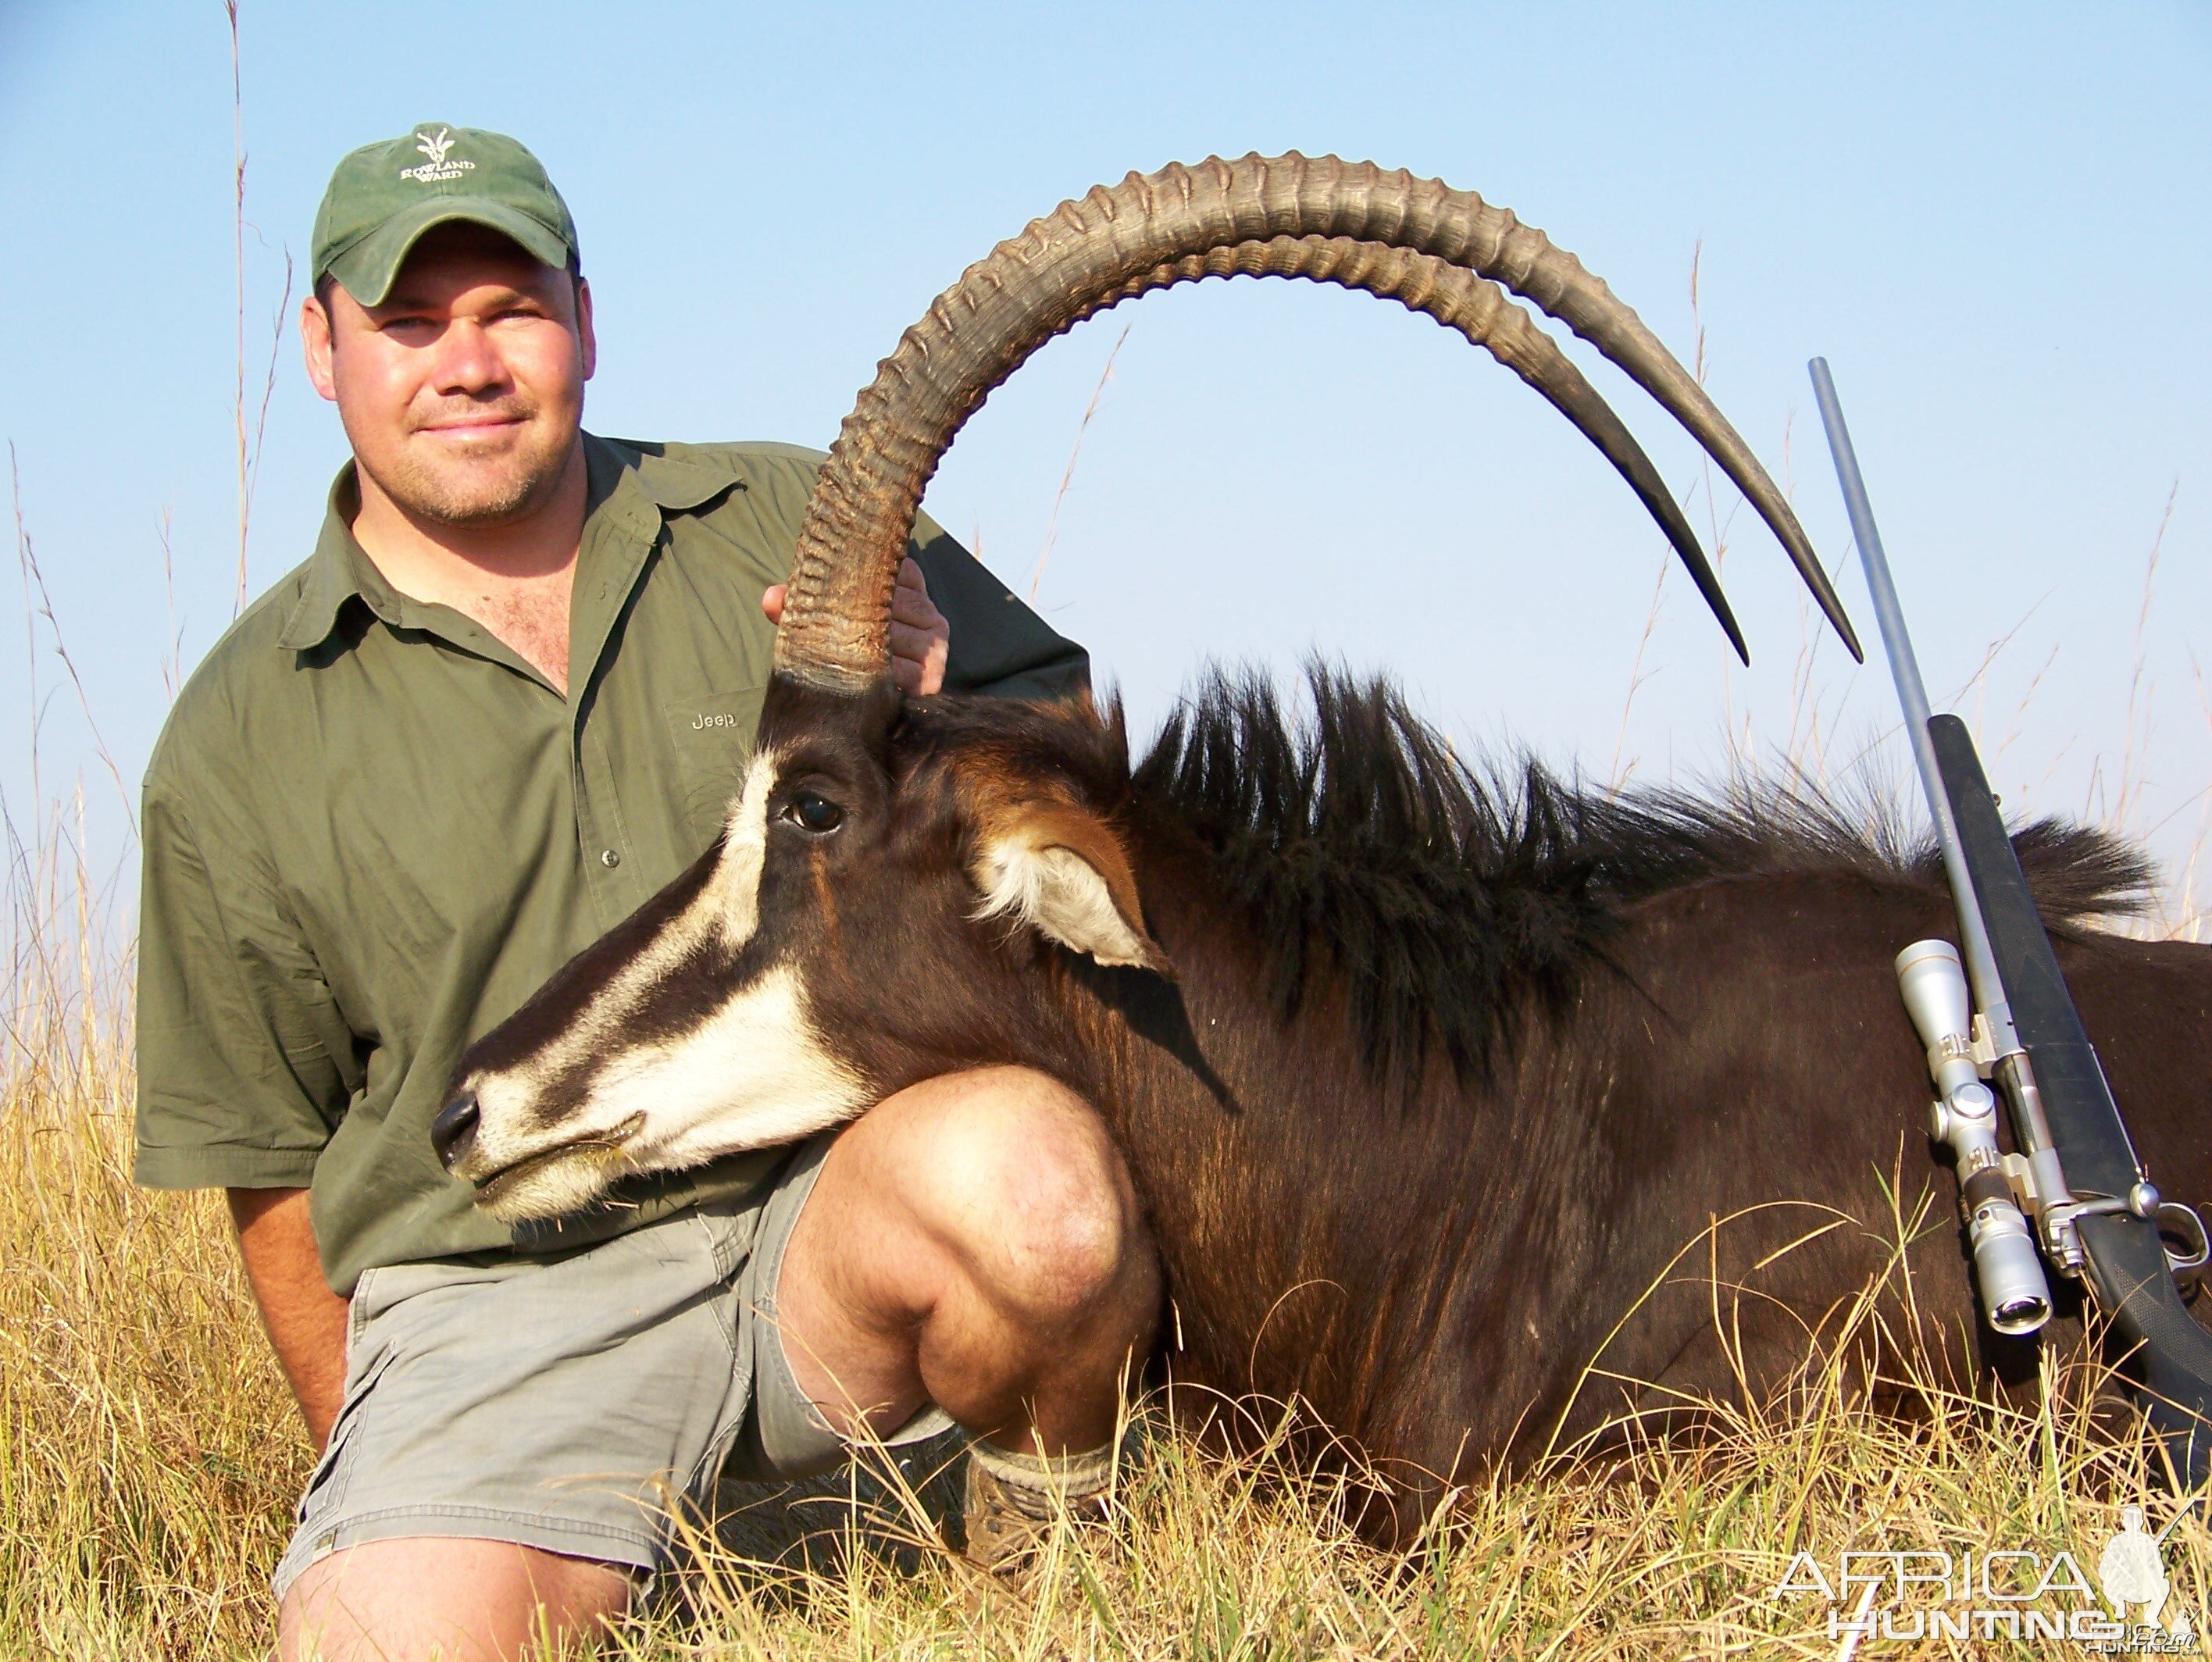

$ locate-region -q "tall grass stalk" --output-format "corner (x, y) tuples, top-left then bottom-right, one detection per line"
(1027, 323), (1133, 608)
(225, 0), (291, 621)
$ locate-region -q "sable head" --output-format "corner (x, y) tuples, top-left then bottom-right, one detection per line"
(437, 677), (1166, 1220)
(437, 152), (1843, 1218)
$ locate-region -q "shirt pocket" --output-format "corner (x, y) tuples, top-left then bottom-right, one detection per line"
(665, 683), (766, 851)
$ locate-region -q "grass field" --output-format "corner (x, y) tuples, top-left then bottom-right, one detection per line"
(1, 914), (2205, 1660)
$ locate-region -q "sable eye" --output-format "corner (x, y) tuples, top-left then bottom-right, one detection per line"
(783, 793), (845, 834)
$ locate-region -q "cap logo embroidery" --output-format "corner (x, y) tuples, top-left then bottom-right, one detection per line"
(399, 128), (475, 184)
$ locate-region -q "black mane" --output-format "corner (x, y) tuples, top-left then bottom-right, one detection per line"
(1131, 666), (2151, 1090)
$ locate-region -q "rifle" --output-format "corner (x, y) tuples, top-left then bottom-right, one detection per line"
(1810, 358), (2212, 1486)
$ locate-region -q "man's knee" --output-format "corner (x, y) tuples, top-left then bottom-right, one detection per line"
(879, 1067), (1148, 1329)
(278, 1536), (631, 1661)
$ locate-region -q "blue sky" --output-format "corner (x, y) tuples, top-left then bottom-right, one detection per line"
(2, 2), (2207, 918)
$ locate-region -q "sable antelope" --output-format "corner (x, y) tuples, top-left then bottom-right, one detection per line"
(434, 156), (2212, 1538)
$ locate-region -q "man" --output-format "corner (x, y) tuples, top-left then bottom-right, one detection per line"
(135, 124), (1159, 1661)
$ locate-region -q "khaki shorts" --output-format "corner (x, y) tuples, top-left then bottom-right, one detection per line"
(271, 1134), (954, 1600)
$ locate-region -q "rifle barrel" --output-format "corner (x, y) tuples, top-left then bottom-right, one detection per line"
(1807, 359), (2014, 1043)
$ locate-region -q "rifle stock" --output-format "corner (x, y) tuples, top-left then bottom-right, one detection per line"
(1930, 714), (2212, 1485)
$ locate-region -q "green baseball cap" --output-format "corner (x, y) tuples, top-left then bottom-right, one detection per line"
(311, 123), (580, 306)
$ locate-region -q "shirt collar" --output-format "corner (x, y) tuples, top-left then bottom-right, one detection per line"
(276, 464), (394, 651)
(622, 440), (746, 512)
(275, 433), (736, 654)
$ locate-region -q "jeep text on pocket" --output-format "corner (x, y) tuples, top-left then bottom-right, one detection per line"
(665, 685), (767, 851)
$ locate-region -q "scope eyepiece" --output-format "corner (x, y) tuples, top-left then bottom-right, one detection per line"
(1969, 1197), (2053, 1335)
(1897, 938), (2053, 1336)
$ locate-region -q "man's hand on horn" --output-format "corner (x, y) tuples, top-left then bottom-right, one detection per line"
(762, 556), (951, 695)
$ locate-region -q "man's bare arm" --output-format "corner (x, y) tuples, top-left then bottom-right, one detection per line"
(227, 1186), (350, 1451)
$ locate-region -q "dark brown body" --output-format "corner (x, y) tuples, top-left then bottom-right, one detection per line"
(1086, 847), (2212, 1521)
(767, 679), (2212, 1537)
(458, 672), (2212, 1543)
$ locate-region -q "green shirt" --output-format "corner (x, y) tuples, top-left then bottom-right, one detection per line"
(135, 433), (1086, 1293)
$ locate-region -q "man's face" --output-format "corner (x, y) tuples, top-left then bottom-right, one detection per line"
(301, 222), (596, 528)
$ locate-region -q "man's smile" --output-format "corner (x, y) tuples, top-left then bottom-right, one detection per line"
(416, 413), (528, 440)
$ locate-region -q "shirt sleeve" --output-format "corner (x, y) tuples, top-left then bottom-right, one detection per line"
(913, 518), (1092, 702)
(134, 779), (350, 1191)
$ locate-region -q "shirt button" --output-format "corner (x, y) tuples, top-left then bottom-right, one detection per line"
(600, 849), (622, 868)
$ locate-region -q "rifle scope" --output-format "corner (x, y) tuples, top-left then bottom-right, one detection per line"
(1897, 940), (2052, 1335)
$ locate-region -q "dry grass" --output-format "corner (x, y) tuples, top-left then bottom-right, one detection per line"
(3, 941), (2207, 1658)
(0, 893), (303, 1656)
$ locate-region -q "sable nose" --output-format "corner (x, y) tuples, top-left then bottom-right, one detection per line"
(430, 1092), (480, 1170)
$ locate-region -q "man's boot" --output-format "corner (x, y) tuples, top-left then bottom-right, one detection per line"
(962, 1439), (1117, 1574)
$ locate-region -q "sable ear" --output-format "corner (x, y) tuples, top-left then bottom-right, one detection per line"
(972, 805), (1172, 976)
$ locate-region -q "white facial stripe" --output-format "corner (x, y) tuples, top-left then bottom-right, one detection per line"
(458, 747), (875, 1222)
(473, 965), (870, 1221)
(469, 748), (785, 1115)
(705, 750), (779, 947)
(598, 965), (869, 1164)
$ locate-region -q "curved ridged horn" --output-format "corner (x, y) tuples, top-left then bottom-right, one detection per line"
(775, 153), (1857, 690)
